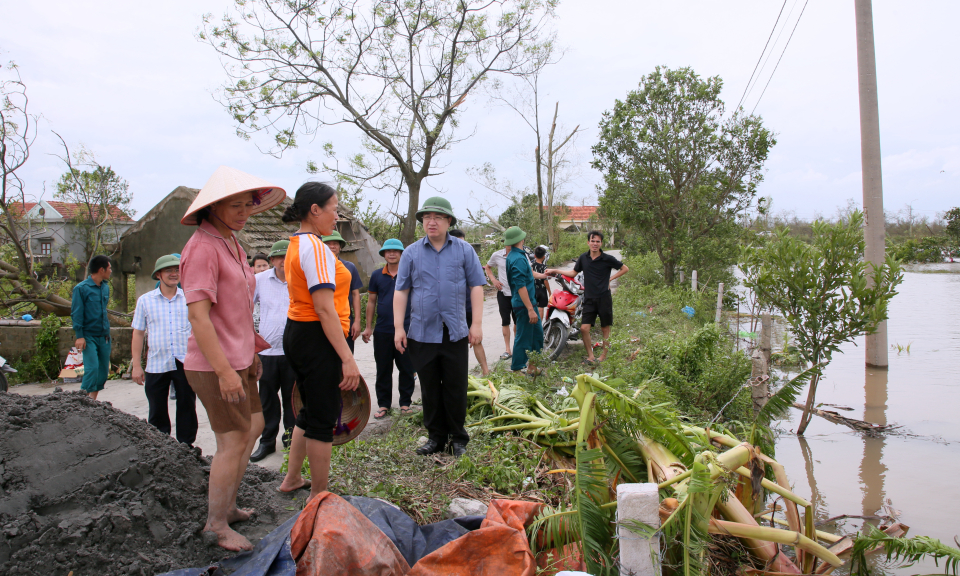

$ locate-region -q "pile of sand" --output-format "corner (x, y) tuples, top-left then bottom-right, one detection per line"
(0, 390), (298, 575)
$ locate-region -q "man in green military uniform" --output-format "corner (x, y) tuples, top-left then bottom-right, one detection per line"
(71, 255), (113, 399)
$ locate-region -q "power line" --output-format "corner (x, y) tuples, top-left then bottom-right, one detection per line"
(735, 0), (789, 114)
(746, 0), (802, 105)
(751, 0), (812, 115)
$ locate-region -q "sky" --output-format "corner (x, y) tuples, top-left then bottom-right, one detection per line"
(2, 0), (957, 226)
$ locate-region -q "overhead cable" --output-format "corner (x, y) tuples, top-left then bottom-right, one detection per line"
(751, 0), (812, 115)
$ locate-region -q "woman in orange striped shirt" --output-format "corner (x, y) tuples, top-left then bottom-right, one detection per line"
(276, 182), (359, 500)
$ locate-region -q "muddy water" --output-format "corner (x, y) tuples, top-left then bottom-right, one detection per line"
(770, 263), (960, 575)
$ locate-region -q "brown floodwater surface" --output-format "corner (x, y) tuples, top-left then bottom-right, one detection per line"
(771, 263), (960, 575)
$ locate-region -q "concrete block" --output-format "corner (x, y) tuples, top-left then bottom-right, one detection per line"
(617, 483), (661, 576)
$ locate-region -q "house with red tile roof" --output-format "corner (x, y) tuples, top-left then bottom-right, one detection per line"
(8, 199), (134, 271)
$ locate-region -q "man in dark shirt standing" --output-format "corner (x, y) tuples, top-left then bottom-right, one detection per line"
(362, 238), (416, 419)
(547, 230), (629, 364)
(72, 255), (113, 399)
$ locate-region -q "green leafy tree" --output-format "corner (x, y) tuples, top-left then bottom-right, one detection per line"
(593, 66), (776, 285)
(201, 0), (557, 245)
(53, 140), (133, 268)
(945, 207), (960, 244)
(740, 211), (903, 435)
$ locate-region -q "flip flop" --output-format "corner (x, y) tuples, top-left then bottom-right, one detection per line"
(399, 406), (414, 415)
(276, 479), (311, 493)
(374, 407), (390, 420)
(582, 358), (596, 366)
(500, 352), (512, 360)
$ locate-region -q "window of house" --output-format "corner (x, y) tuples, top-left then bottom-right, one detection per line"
(40, 240), (52, 256)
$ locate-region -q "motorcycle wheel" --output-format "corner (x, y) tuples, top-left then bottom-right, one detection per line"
(543, 319), (569, 361)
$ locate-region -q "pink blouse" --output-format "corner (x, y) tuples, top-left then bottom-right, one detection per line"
(180, 220), (259, 371)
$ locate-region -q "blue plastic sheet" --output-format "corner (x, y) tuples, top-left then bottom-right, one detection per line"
(342, 496), (483, 567)
(158, 496), (482, 576)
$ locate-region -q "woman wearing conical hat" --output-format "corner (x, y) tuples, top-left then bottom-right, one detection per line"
(179, 166), (286, 551)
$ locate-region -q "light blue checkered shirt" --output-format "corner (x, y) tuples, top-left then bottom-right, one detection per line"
(132, 287), (190, 373)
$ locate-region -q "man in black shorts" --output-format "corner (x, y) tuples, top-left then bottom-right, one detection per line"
(547, 230), (629, 363)
(484, 246), (516, 360)
(450, 229), (489, 375)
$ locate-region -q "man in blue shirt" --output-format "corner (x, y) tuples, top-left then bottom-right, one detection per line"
(71, 255), (112, 399)
(323, 231), (364, 353)
(504, 227), (544, 374)
(448, 229), (489, 376)
(131, 254), (198, 445)
(394, 197), (486, 457)
(361, 238), (415, 419)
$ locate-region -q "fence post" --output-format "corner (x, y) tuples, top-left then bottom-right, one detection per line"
(617, 483), (661, 576)
(691, 270), (698, 292)
(714, 282), (724, 323)
(679, 270), (685, 284)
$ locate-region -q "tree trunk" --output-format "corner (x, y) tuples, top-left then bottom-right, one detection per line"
(796, 372), (821, 436)
(535, 145), (544, 226)
(399, 178), (422, 245)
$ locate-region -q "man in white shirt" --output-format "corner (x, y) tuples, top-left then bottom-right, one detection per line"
(484, 247), (516, 360)
(131, 254), (197, 445)
(250, 240), (297, 462)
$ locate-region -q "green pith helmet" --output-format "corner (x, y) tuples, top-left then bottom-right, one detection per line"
(152, 254), (181, 280)
(321, 230), (347, 248)
(379, 238), (404, 255)
(503, 226), (527, 246)
(416, 196), (457, 226)
(269, 240), (289, 258)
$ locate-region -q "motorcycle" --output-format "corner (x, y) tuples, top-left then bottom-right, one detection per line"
(542, 272), (584, 361)
(0, 343), (17, 392)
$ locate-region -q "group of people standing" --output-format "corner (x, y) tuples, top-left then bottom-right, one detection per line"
(68, 165), (627, 552)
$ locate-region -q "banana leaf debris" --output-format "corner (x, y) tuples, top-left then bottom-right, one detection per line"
(464, 373), (918, 576)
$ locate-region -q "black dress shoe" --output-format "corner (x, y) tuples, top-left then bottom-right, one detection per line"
(415, 439), (446, 455)
(450, 443), (467, 458)
(250, 442), (276, 462)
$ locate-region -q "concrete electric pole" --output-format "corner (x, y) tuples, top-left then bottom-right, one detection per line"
(854, 0), (888, 368)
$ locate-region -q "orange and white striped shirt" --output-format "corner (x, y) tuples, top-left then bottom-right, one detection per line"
(285, 233), (351, 336)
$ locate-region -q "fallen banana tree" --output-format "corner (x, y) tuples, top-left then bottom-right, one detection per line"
(466, 373), (846, 576)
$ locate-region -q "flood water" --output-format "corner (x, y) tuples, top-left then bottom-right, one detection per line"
(769, 263), (960, 575)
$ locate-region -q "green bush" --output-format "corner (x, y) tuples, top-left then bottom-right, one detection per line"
(12, 315), (63, 383)
(888, 235), (950, 263)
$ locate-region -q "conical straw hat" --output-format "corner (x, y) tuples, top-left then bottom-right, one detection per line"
(291, 375), (371, 446)
(181, 166), (287, 225)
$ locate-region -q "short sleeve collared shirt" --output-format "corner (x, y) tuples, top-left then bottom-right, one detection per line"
(396, 234), (486, 343)
(253, 267), (289, 357)
(506, 248), (536, 309)
(132, 287), (189, 373)
(285, 233), (351, 337)
(486, 249), (511, 297)
(180, 220), (258, 372)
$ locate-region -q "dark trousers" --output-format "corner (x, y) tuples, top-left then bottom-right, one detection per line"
(258, 353), (297, 447)
(144, 360), (197, 445)
(408, 326), (469, 446)
(373, 331), (416, 409)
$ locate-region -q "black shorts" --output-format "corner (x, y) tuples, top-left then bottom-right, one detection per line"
(466, 309), (473, 328)
(535, 287), (549, 308)
(582, 291), (614, 328)
(283, 318), (342, 443)
(496, 291), (517, 327)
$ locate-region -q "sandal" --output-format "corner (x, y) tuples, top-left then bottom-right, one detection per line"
(581, 358), (596, 366)
(399, 406), (414, 415)
(374, 407), (390, 420)
(500, 352), (512, 360)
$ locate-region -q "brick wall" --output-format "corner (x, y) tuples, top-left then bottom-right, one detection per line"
(0, 326), (132, 365)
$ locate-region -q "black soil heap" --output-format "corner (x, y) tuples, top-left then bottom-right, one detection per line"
(0, 391), (298, 575)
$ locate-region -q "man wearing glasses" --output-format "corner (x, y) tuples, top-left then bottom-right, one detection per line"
(393, 198), (486, 458)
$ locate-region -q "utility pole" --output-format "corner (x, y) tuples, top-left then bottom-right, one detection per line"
(855, 0), (888, 368)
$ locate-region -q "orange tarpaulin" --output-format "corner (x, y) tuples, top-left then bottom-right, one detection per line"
(290, 493), (584, 576)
